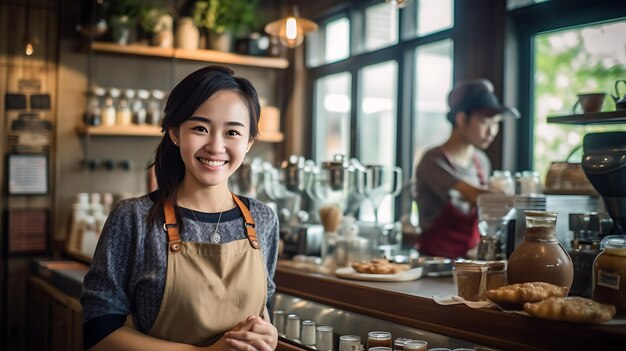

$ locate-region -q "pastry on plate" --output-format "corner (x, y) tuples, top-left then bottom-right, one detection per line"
(486, 282), (568, 308)
(524, 296), (616, 324)
(351, 260), (411, 274)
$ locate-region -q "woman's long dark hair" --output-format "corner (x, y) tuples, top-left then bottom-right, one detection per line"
(147, 65), (261, 231)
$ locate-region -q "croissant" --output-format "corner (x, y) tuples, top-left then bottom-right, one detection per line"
(524, 296), (616, 324)
(486, 282), (568, 308)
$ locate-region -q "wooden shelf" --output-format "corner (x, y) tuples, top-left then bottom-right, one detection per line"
(547, 110), (626, 125)
(91, 41), (289, 69)
(77, 124), (163, 137)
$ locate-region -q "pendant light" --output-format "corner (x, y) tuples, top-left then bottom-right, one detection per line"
(264, 5), (318, 48)
(386, 0), (414, 9)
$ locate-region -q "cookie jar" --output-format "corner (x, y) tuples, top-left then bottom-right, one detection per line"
(507, 211), (574, 292)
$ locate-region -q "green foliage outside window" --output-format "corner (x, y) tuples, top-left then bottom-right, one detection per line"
(533, 20), (626, 180)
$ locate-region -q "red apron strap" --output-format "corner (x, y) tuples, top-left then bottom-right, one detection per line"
(163, 202), (182, 252)
(232, 194), (260, 249)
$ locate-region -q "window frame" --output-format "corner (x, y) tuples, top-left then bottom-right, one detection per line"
(307, 0), (454, 221)
(510, 0), (626, 170)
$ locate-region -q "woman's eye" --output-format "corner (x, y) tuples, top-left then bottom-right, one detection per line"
(192, 126), (208, 133)
(226, 130), (242, 136)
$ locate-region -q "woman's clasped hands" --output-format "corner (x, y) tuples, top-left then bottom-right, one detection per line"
(223, 315), (278, 351)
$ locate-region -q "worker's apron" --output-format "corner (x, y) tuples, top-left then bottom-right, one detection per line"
(416, 150), (485, 258)
(147, 194), (266, 346)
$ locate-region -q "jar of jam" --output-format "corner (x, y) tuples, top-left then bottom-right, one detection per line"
(592, 236), (626, 312)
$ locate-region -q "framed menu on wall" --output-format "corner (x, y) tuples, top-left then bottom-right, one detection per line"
(8, 154), (49, 195)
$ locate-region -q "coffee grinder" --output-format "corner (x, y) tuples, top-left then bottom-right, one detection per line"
(582, 131), (626, 235)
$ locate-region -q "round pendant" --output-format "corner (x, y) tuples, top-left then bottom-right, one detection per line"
(211, 232), (220, 243)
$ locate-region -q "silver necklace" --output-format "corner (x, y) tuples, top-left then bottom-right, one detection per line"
(188, 191), (231, 244)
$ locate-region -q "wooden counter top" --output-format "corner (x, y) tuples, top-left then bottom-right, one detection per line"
(275, 265), (626, 351)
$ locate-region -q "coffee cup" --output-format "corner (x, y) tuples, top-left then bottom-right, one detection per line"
(573, 93), (605, 114)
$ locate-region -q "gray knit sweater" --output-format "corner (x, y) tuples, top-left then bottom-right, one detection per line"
(80, 192), (279, 335)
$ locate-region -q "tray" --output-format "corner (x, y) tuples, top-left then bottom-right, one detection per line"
(335, 266), (423, 282)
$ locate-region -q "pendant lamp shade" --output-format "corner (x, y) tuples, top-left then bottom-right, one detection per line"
(264, 7), (318, 48)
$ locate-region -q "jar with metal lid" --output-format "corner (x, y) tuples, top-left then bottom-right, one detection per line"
(592, 236), (626, 312)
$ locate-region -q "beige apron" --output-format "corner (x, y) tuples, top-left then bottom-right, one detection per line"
(148, 194), (267, 346)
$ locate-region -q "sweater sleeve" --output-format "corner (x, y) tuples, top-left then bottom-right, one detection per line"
(80, 200), (135, 348)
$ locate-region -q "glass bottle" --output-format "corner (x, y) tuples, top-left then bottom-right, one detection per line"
(84, 86), (104, 126)
(101, 88), (119, 126)
(116, 89), (133, 125)
(148, 89), (165, 125)
(133, 89), (149, 124)
(507, 211), (574, 292)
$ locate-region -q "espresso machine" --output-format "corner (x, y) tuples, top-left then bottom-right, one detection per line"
(582, 131), (626, 235)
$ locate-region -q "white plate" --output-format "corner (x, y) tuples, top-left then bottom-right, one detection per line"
(335, 266), (423, 282)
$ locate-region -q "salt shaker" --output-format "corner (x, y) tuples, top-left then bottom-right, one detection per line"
(285, 314), (300, 340)
(301, 320), (316, 347)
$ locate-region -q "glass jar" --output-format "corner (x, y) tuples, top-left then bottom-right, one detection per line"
(133, 89), (149, 125)
(101, 88), (119, 126)
(592, 236), (626, 313)
(116, 89), (133, 125)
(316, 326), (334, 351)
(453, 260), (488, 301)
(488, 170), (514, 195)
(403, 340), (428, 351)
(367, 331), (392, 349)
(340, 335), (362, 351)
(507, 211), (574, 292)
(148, 89), (165, 125)
(515, 170), (542, 195)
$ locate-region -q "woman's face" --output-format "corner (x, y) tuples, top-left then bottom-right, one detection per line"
(169, 90), (254, 190)
(461, 112), (502, 149)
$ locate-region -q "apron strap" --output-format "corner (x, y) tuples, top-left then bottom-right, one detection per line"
(163, 194), (260, 251)
(163, 202), (182, 252)
(232, 194), (260, 249)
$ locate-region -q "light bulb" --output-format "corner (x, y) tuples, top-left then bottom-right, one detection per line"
(265, 10), (318, 49)
(25, 42), (34, 56)
(285, 17), (298, 40)
(386, 0), (414, 9)
(278, 17), (304, 48)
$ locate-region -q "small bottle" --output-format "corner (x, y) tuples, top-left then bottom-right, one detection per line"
(133, 89), (149, 124)
(300, 320), (316, 347)
(116, 89), (133, 125)
(84, 87), (104, 126)
(101, 88), (119, 126)
(148, 89), (165, 125)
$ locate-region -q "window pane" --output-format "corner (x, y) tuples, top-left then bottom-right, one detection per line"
(417, 0), (454, 36)
(314, 72), (352, 163)
(532, 20), (626, 180)
(358, 61), (398, 224)
(325, 17), (350, 63)
(413, 40), (454, 166)
(365, 2), (398, 51)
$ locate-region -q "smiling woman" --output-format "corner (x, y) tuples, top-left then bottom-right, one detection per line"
(80, 66), (279, 351)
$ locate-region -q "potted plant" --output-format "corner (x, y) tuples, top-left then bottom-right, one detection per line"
(139, 6), (174, 48)
(107, 0), (141, 45)
(191, 0), (260, 52)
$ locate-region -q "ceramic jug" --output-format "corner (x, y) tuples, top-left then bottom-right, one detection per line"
(507, 211), (574, 292)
